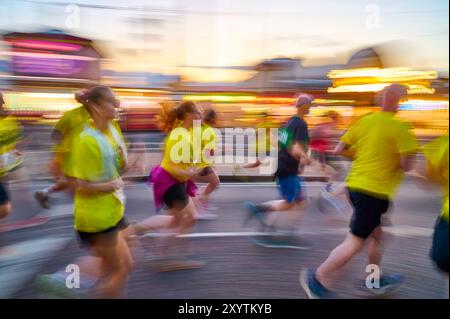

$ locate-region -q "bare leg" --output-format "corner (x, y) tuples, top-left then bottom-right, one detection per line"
(0, 202), (11, 220)
(77, 256), (106, 277)
(160, 198), (197, 257)
(132, 215), (174, 236)
(201, 170), (220, 197)
(91, 234), (131, 299)
(265, 202), (306, 229)
(242, 159), (262, 169)
(367, 227), (384, 270)
(316, 232), (366, 289)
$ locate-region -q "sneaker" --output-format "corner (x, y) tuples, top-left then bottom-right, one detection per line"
(366, 273), (405, 295)
(243, 202), (266, 227)
(34, 191), (51, 209)
(195, 202), (218, 220)
(35, 274), (87, 299)
(299, 268), (334, 299)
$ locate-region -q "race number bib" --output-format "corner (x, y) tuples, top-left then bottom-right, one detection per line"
(278, 127), (293, 149)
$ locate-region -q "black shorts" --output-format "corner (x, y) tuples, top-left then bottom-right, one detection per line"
(0, 182), (9, 205)
(430, 217), (449, 273)
(163, 182), (189, 210)
(77, 217), (129, 248)
(348, 190), (390, 239)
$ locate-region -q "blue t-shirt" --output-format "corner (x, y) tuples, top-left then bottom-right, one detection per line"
(275, 116), (309, 177)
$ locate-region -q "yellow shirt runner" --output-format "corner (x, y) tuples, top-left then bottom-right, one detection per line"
(71, 121), (127, 233)
(0, 116), (22, 176)
(161, 126), (194, 182)
(341, 112), (418, 199)
(423, 134), (449, 223)
(53, 106), (91, 177)
(196, 124), (217, 169)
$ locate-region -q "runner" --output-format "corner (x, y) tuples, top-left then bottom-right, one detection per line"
(0, 91), (22, 220)
(36, 86), (133, 298)
(316, 115), (354, 220)
(300, 84), (418, 298)
(243, 94), (313, 248)
(34, 89), (91, 209)
(242, 111), (278, 170)
(415, 133), (448, 290)
(192, 108), (220, 219)
(145, 101), (205, 271)
(309, 111), (340, 171)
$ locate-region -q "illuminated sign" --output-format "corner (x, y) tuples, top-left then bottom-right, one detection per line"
(3, 33), (101, 81)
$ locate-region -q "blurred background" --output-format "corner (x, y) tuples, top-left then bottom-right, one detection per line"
(0, 0), (448, 134)
(0, 0), (449, 299)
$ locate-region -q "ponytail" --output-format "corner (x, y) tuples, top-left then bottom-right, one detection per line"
(76, 86), (114, 115)
(157, 101), (198, 133)
(157, 101), (178, 133)
(74, 88), (90, 106)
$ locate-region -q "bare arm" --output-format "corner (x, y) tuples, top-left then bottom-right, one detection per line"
(332, 141), (347, 156)
(242, 159), (262, 169)
(287, 141), (311, 165)
(72, 177), (124, 194)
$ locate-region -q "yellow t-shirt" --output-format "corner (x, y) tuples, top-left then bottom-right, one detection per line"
(341, 112), (418, 199)
(71, 122), (127, 233)
(0, 116), (20, 155)
(54, 106), (91, 176)
(0, 116), (21, 176)
(161, 127), (194, 182)
(423, 134), (449, 223)
(196, 124), (217, 168)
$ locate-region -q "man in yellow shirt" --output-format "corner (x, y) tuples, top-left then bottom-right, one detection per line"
(34, 90), (91, 209)
(301, 84), (418, 298)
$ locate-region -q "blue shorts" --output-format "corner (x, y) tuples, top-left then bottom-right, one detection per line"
(276, 175), (304, 203)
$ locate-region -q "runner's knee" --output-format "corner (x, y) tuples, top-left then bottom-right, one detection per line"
(344, 233), (366, 252)
(0, 203), (11, 219)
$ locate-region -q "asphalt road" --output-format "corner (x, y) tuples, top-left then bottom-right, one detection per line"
(0, 179), (447, 299)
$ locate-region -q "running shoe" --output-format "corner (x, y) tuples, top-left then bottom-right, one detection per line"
(243, 202), (266, 226)
(299, 268), (335, 299)
(365, 273), (405, 296)
(34, 191), (51, 209)
(195, 201), (218, 220)
(35, 274), (88, 299)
